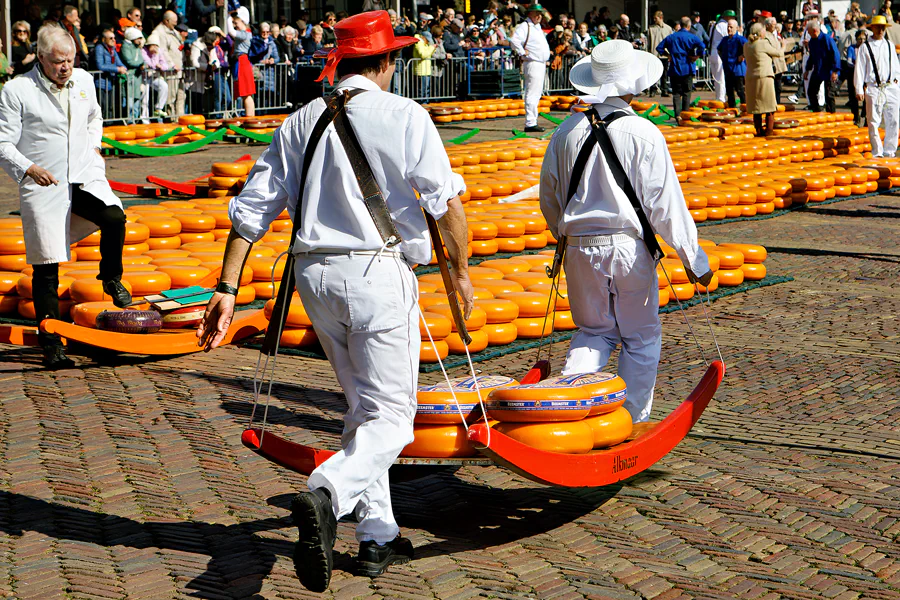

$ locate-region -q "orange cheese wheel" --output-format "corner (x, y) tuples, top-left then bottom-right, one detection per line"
(146, 236), (183, 250)
(208, 176), (241, 190)
(179, 232), (216, 244)
(553, 310), (577, 331)
(494, 421), (594, 453)
(263, 297), (312, 327)
(469, 221), (499, 240)
(152, 257), (203, 267)
(526, 283), (570, 310)
(71, 301), (121, 328)
(467, 266), (504, 280)
(503, 272), (551, 289)
(181, 241), (227, 252)
(138, 216), (183, 236)
(495, 237), (527, 253)
(69, 278), (133, 303)
(717, 243), (767, 263)
(64, 269), (100, 280)
(516, 255), (553, 269)
(584, 406), (634, 448)
(445, 329), (490, 354)
(0, 271), (22, 294)
(18, 298), (74, 321)
(178, 114), (205, 125)
(521, 233), (548, 249)
(124, 223), (151, 244)
(472, 278), (524, 296)
(709, 248), (744, 269)
(177, 214), (217, 232)
(250, 280), (281, 300)
(419, 311), (452, 340)
(0, 218), (23, 230)
(207, 189), (231, 197)
(469, 239), (499, 256)
(490, 219), (526, 237)
(482, 322), (518, 345)
(156, 265), (211, 288)
(280, 327), (319, 348)
(716, 268), (745, 287)
(697, 273), (719, 293)
(145, 249), (191, 259)
(495, 291), (552, 318)
(668, 282), (695, 301)
(248, 257), (286, 281)
(211, 162), (251, 177)
(16, 275), (75, 299)
(0, 294), (18, 313)
(416, 375), (517, 424)
(740, 262), (767, 280)
(0, 234), (26, 255)
(400, 423), (477, 458)
(418, 292), (450, 310)
(658, 258), (689, 284)
(478, 258), (530, 274)
(474, 298), (519, 323)
(420, 339), (450, 363)
(418, 281), (438, 294)
(123, 243), (151, 257)
(428, 304), (487, 331)
(513, 315), (554, 338)
(76, 230), (101, 246)
(123, 271), (172, 296)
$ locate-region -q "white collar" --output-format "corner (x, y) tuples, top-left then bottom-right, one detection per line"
(37, 66), (74, 93)
(335, 74), (381, 92)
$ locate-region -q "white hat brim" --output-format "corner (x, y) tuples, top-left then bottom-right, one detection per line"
(568, 49), (664, 102)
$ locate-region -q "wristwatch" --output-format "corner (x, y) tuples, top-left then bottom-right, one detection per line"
(215, 282), (239, 296)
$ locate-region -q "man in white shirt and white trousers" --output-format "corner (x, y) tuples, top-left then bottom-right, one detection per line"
(540, 41), (712, 423)
(854, 15), (900, 157)
(197, 11), (473, 593)
(0, 25), (130, 369)
(709, 12), (732, 103)
(509, 4), (551, 132)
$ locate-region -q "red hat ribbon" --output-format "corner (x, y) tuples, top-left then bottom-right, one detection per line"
(315, 49), (344, 85)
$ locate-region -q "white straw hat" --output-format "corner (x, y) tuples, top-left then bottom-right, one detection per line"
(568, 39), (663, 102)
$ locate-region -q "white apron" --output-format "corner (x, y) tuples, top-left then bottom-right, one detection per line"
(0, 67), (121, 265)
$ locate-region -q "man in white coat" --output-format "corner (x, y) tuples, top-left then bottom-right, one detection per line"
(0, 25), (130, 369)
(709, 11), (732, 103)
(197, 11), (473, 592)
(509, 4), (551, 132)
(854, 15), (900, 157)
(540, 41), (712, 423)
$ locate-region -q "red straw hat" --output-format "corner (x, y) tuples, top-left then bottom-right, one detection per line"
(759, 10), (773, 17)
(315, 11), (418, 85)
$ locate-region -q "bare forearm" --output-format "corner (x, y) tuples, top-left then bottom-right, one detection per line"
(436, 197), (469, 275)
(219, 228), (253, 287)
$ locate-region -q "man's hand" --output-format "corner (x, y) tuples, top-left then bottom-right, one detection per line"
(687, 269), (715, 287)
(804, 70), (810, 80)
(25, 164), (58, 186)
(453, 272), (475, 319)
(117, 66), (127, 74)
(857, 93), (864, 101)
(197, 292), (236, 350)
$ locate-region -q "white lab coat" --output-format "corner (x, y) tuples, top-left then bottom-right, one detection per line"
(709, 20), (729, 102)
(0, 68), (121, 265)
(510, 21), (551, 128)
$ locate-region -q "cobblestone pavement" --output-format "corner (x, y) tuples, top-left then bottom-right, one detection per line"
(0, 131), (898, 600)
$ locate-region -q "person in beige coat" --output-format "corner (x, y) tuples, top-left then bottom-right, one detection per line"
(765, 17), (788, 104)
(744, 22), (784, 136)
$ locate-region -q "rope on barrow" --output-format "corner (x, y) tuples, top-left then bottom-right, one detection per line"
(100, 126), (228, 156)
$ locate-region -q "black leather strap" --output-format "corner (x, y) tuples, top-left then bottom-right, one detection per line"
(332, 95), (403, 246)
(261, 91), (349, 356)
(865, 40), (882, 87)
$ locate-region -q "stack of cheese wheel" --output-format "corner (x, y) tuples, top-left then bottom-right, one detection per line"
(486, 373), (633, 453)
(427, 302), (489, 354)
(497, 268), (555, 339)
(15, 274), (76, 320)
(263, 295), (318, 349)
(716, 243), (767, 282)
(209, 161), (250, 198)
(247, 255), (285, 300)
(425, 98), (530, 123)
(419, 309), (453, 362)
(403, 375), (517, 458)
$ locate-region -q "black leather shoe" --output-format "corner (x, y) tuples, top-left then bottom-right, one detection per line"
(523, 125), (545, 133)
(356, 536), (414, 578)
(291, 488), (337, 592)
(43, 345), (75, 370)
(102, 278), (132, 308)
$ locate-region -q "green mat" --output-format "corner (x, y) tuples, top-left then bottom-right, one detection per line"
(242, 275), (793, 372)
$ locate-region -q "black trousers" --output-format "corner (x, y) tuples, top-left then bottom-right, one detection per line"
(32, 185), (126, 347)
(807, 73), (836, 113)
(670, 74), (693, 116)
(724, 74), (746, 108)
(774, 73), (783, 105)
(839, 63), (860, 122)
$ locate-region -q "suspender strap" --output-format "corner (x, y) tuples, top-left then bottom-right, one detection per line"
(261, 90), (356, 355)
(584, 108), (665, 261)
(864, 39), (885, 86)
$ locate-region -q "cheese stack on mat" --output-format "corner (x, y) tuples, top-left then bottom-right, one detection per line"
(263, 295), (318, 349)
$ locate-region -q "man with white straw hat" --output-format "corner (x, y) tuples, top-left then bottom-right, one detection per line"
(510, 3), (551, 132)
(539, 40), (712, 423)
(854, 14), (900, 157)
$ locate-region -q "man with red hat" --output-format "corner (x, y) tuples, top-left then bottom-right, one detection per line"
(197, 9), (473, 592)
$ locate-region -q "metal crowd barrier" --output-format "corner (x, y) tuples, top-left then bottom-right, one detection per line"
(395, 56), (469, 103)
(546, 54), (578, 94)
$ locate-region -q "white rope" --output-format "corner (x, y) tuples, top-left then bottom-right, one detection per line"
(658, 259), (710, 367)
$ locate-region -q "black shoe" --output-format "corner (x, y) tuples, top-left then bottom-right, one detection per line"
(661, 92), (670, 97)
(291, 488), (337, 592)
(523, 125), (545, 133)
(43, 345), (74, 370)
(356, 536), (414, 578)
(102, 278), (132, 308)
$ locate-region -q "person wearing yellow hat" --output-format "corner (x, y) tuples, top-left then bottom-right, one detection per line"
(854, 14), (900, 156)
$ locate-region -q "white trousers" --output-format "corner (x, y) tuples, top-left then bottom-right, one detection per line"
(865, 85), (900, 157)
(295, 251), (420, 544)
(523, 60), (545, 127)
(560, 239), (662, 423)
(141, 77), (169, 121)
(710, 52), (726, 103)
(802, 54), (825, 105)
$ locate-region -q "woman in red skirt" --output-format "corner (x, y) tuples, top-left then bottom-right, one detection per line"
(230, 12), (256, 116)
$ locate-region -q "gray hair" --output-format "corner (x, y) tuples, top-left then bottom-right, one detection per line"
(283, 25), (297, 36)
(680, 16), (691, 28)
(37, 24), (75, 57)
(807, 19), (821, 31)
(260, 21), (271, 30)
(765, 16), (777, 26)
(748, 22), (765, 40)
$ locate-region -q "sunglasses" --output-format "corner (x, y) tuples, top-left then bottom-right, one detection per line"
(14, 29), (27, 33)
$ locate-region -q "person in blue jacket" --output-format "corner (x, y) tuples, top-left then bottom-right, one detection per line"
(658, 16), (706, 117)
(804, 19), (840, 113)
(717, 19), (747, 108)
(91, 27), (127, 119)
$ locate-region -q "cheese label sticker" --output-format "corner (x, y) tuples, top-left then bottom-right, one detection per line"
(418, 375), (516, 393)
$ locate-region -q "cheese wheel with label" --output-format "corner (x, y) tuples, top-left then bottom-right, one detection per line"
(495, 421), (594, 454)
(416, 375), (517, 424)
(584, 406), (633, 448)
(487, 376), (595, 422)
(400, 423), (477, 458)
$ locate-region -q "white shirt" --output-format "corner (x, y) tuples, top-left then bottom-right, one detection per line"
(229, 75), (465, 265)
(854, 38), (900, 95)
(539, 98), (708, 276)
(510, 20), (552, 63)
(710, 19), (729, 52)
